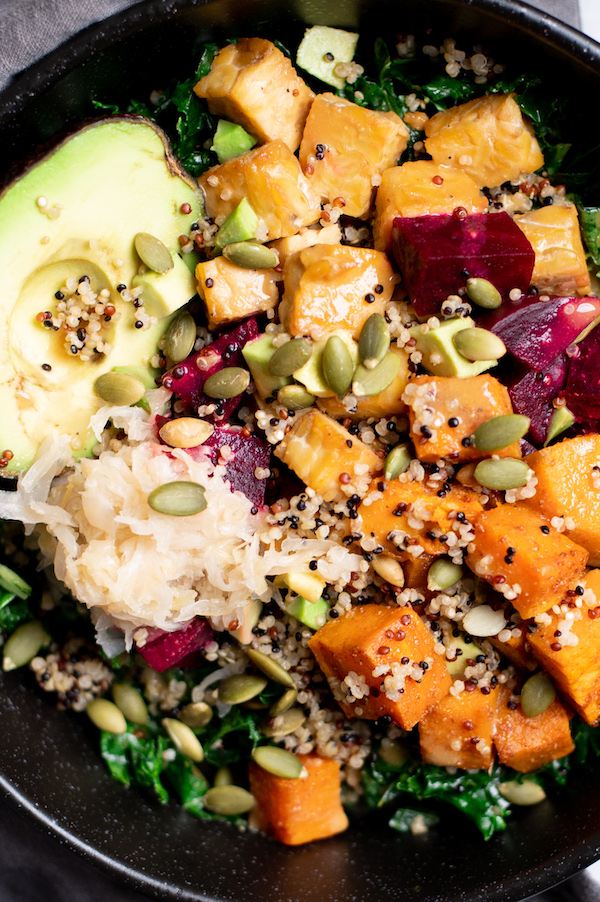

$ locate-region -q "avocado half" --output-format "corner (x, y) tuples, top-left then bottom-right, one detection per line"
(0, 116), (203, 475)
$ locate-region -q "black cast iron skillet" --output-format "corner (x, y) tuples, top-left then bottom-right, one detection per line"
(1, 2), (600, 900)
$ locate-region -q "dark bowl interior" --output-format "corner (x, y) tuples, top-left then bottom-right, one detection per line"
(2, 1), (600, 901)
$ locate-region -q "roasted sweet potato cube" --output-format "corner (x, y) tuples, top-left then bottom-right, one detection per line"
(494, 685), (574, 772)
(299, 93), (409, 219)
(403, 553), (436, 595)
(268, 223), (341, 268)
(318, 346), (409, 421)
(194, 39), (314, 153)
(357, 478), (483, 561)
(198, 141), (320, 242)
(404, 374), (519, 464)
(280, 244), (397, 340)
(523, 435), (600, 566)
(515, 203), (591, 297)
(248, 753), (348, 845)
(467, 504), (589, 619)
(274, 409), (382, 503)
(424, 93), (544, 189)
(528, 569), (600, 725)
(195, 257), (279, 330)
(309, 603), (451, 730)
(373, 161), (487, 252)
(419, 685), (498, 769)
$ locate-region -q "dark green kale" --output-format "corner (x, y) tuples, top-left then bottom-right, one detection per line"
(0, 591), (31, 633)
(201, 705), (262, 767)
(571, 200), (600, 274)
(100, 724), (170, 803)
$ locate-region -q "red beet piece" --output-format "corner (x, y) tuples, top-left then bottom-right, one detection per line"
(136, 617), (213, 672)
(506, 353), (568, 446)
(563, 324), (600, 423)
(391, 211), (535, 317)
(161, 318), (258, 422)
(190, 426), (271, 508)
(482, 294), (600, 372)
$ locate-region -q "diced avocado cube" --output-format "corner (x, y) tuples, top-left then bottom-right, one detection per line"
(294, 329), (358, 397)
(214, 198), (259, 250)
(286, 595), (330, 631)
(296, 25), (359, 90)
(410, 317), (497, 378)
(132, 253), (196, 318)
(242, 333), (292, 399)
(445, 633), (481, 678)
(544, 406), (575, 446)
(211, 120), (257, 164)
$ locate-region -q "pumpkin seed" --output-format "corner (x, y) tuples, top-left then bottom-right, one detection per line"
(179, 701), (213, 728)
(159, 417), (214, 449)
(164, 310), (196, 363)
(462, 604), (507, 637)
(452, 327), (506, 362)
(427, 557), (464, 591)
(251, 745), (307, 779)
(353, 350), (401, 397)
(269, 687), (298, 716)
(246, 648), (295, 688)
(162, 717), (204, 762)
(2, 620), (50, 671)
(544, 406), (575, 447)
(203, 366), (250, 399)
(455, 461), (479, 487)
(472, 414), (530, 452)
(474, 458), (531, 491)
(203, 785), (256, 816)
(277, 384), (316, 410)
(358, 313), (390, 369)
(214, 765), (233, 786)
(371, 555), (405, 587)
(0, 563), (31, 599)
(218, 673), (268, 705)
(148, 481), (207, 516)
(498, 780), (546, 806)
(86, 698), (127, 734)
(223, 240), (279, 270)
(269, 338), (313, 377)
(261, 706), (306, 738)
(322, 335), (354, 396)
(520, 672), (556, 718)
(112, 683), (148, 725)
(378, 737), (409, 768)
(94, 371), (146, 406)
(134, 232), (174, 273)
(383, 443), (411, 481)
(465, 277), (502, 309)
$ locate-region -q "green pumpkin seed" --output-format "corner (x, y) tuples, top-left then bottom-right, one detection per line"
(203, 366), (250, 399)
(261, 706), (306, 738)
(462, 604), (507, 637)
(148, 481), (207, 516)
(251, 745), (307, 779)
(164, 311), (196, 363)
(378, 737), (409, 768)
(134, 232), (174, 273)
(277, 384), (316, 411)
(353, 351), (401, 397)
(452, 327), (506, 362)
(246, 648), (295, 687)
(358, 313), (390, 369)
(427, 557), (464, 591)
(218, 673), (268, 705)
(203, 785), (256, 816)
(544, 406), (575, 447)
(383, 443), (412, 481)
(162, 717), (204, 762)
(179, 701), (213, 728)
(159, 417), (214, 449)
(94, 371), (146, 406)
(269, 687), (298, 716)
(223, 241), (279, 270)
(474, 458), (531, 491)
(498, 780), (546, 806)
(520, 672), (556, 718)
(371, 554), (405, 587)
(465, 277), (502, 309)
(214, 765), (233, 787)
(472, 414), (530, 453)
(86, 698), (127, 734)
(112, 683), (148, 725)
(2, 620), (50, 671)
(322, 335), (354, 396)
(269, 338), (313, 377)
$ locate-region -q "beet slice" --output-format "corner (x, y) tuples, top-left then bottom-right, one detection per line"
(391, 211), (535, 317)
(563, 325), (600, 423)
(161, 318), (258, 422)
(507, 353), (568, 446)
(192, 425), (271, 508)
(136, 617), (213, 672)
(482, 294), (600, 372)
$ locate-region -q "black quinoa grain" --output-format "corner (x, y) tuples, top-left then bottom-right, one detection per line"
(55, 290), (64, 300)
(309, 560), (318, 571)
(117, 284), (126, 292)
(42, 363), (52, 371)
(540, 524), (550, 534)
(364, 293), (375, 304)
(448, 417), (459, 427)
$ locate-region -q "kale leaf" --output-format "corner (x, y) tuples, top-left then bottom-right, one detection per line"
(201, 705), (262, 766)
(0, 591), (31, 633)
(100, 725), (170, 803)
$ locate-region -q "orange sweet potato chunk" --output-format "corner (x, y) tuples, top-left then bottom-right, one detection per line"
(494, 685), (574, 772)
(195, 257), (279, 330)
(248, 753), (348, 845)
(309, 603), (451, 730)
(467, 504), (589, 619)
(404, 374), (519, 464)
(317, 346), (410, 421)
(515, 203), (591, 297)
(358, 477), (484, 561)
(419, 685), (498, 769)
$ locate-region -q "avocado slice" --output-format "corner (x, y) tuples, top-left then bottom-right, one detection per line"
(0, 116), (202, 475)
(242, 333), (292, 399)
(410, 317), (497, 378)
(211, 120), (257, 164)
